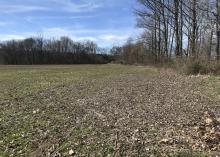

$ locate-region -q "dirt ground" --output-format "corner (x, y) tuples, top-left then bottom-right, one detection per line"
(1, 65), (220, 156)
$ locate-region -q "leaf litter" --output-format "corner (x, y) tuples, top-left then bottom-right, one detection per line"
(1, 68), (220, 156)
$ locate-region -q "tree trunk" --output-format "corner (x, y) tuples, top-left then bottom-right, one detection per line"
(180, 0), (183, 56)
(174, 0), (180, 57)
(208, 30), (213, 60)
(162, 0), (169, 58)
(216, 0), (220, 60)
(190, 0), (197, 59)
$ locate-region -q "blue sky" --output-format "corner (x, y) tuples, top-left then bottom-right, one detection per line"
(0, 0), (142, 47)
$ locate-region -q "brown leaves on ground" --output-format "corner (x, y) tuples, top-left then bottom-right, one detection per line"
(189, 111), (220, 152)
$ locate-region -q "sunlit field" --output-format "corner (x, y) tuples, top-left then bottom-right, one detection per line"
(1, 64), (220, 156)
(0, 64), (159, 156)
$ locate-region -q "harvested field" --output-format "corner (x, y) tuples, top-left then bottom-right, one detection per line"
(0, 65), (220, 157)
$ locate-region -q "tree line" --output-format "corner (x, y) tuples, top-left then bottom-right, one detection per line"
(0, 36), (112, 64)
(2, 0), (220, 65)
(112, 0), (220, 64)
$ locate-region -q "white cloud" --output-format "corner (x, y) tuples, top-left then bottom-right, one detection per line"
(0, 34), (25, 41)
(77, 36), (97, 41)
(45, 0), (102, 13)
(25, 15), (95, 22)
(0, 0), (101, 14)
(99, 34), (129, 42)
(40, 27), (97, 42)
(42, 27), (71, 37)
(0, 5), (48, 13)
(65, 2), (101, 13)
(0, 26), (140, 47)
(0, 22), (9, 26)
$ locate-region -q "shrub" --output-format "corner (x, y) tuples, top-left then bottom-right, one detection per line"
(186, 60), (206, 75)
(184, 60), (220, 75)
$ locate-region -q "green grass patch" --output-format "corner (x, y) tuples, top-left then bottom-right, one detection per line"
(201, 75), (220, 101)
(0, 64), (158, 101)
